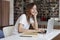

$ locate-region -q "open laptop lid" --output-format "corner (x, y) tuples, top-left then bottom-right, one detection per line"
(46, 18), (55, 34)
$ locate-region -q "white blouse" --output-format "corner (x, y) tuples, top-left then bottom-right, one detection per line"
(13, 14), (34, 34)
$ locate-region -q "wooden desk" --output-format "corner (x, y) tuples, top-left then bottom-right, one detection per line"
(52, 34), (60, 40)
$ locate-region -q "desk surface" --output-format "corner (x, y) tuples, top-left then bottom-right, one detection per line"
(52, 34), (60, 40)
(0, 29), (60, 40)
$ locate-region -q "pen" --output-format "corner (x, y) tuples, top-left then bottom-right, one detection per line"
(20, 35), (32, 37)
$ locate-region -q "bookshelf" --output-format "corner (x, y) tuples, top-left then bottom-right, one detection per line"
(14, 0), (24, 24)
(34, 0), (59, 21)
(34, 0), (59, 28)
(14, 0), (32, 24)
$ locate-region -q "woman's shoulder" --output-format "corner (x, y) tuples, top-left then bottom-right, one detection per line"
(20, 14), (26, 17)
(20, 14), (26, 18)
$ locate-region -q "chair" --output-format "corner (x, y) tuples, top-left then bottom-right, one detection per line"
(3, 16), (21, 37)
(3, 26), (14, 37)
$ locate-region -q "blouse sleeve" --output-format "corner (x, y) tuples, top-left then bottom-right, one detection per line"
(19, 14), (26, 25)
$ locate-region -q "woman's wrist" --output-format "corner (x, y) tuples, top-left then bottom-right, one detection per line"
(34, 15), (36, 18)
(34, 16), (37, 20)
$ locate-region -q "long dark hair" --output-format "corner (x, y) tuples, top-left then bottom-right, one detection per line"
(25, 3), (36, 23)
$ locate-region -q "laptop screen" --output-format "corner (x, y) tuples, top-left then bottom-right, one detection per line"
(47, 18), (54, 34)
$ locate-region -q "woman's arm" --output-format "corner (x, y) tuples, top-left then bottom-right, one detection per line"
(31, 11), (44, 32)
(18, 23), (38, 33)
(31, 18), (44, 32)
(31, 16), (38, 30)
(31, 10), (38, 30)
(34, 16), (38, 30)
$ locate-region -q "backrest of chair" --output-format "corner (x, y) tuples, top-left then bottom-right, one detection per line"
(3, 16), (21, 37)
(47, 18), (55, 34)
(3, 26), (14, 37)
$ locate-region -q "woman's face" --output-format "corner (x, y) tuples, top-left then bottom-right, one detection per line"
(30, 5), (38, 16)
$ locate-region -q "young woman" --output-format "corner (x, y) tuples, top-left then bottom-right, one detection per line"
(13, 3), (44, 34)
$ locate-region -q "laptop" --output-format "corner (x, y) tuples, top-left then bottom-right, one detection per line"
(46, 18), (54, 34)
(38, 18), (54, 34)
(20, 18), (55, 37)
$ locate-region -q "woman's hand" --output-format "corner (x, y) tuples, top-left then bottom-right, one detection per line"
(31, 29), (45, 33)
(38, 29), (45, 33)
(33, 11), (38, 17)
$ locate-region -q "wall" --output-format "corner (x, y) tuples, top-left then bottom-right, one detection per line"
(59, 0), (60, 18)
(0, 0), (2, 27)
(2, 1), (10, 26)
(5, 0), (14, 25)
